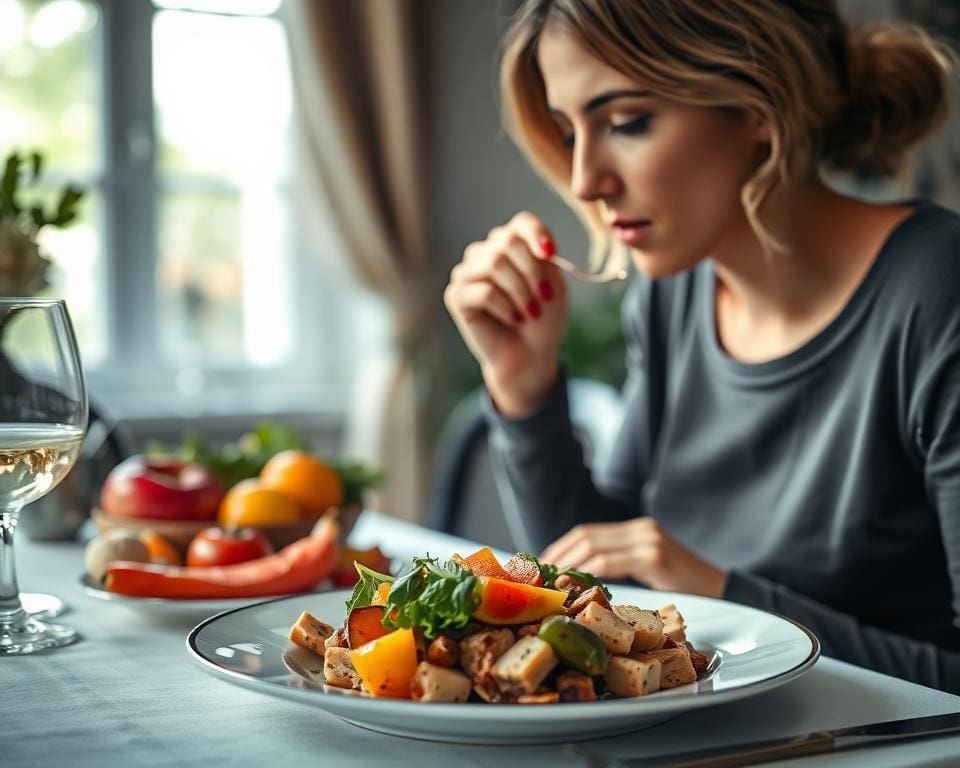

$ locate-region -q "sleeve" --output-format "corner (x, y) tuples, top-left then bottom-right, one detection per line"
(724, 570), (960, 693)
(484, 279), (655, 553)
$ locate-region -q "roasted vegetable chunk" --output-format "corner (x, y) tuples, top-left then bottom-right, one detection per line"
(490, 636), (558, 696)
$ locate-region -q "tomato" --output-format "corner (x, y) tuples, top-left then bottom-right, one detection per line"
(186, 526), (275, 568)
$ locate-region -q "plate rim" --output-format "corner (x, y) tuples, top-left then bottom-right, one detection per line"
(185, 588), (821, 720)
(77, 573), (307, 612)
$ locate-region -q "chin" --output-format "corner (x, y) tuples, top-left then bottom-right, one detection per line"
(629, 249), (699, 280)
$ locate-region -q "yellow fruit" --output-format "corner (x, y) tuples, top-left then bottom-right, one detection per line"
(218, 478), (302, 528)
(259, 450), (343, 517)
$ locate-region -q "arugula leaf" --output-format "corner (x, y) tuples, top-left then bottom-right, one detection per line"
(383, 556), (480, 639)
(518, 553), (612, 599)
(345, 562), (395, 612)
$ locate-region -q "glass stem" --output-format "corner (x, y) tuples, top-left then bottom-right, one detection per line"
(0, 510), (25, 624)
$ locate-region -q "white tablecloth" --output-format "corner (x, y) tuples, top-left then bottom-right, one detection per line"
(6, 511), (960, 768)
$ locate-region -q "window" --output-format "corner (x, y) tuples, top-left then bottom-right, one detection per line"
(0, 0), (369, 420)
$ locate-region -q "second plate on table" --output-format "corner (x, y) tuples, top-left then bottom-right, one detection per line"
(186, 585), (820, 744)
(77, 575), (329, 623)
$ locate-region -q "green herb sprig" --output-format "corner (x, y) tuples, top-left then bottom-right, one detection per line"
(345, 562), (395, 612)
(382, 556), (480, 639)
(518, 553), (612, 600)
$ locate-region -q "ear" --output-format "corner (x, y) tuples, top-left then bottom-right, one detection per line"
(749, 111), (771, 143)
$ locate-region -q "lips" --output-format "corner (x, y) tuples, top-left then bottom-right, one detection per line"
(610, 219), (651, 247)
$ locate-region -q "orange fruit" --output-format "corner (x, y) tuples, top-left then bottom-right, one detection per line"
(139, 529), (183, 566)
(218, 478), (302, 528)
(259, 450), (343, 517)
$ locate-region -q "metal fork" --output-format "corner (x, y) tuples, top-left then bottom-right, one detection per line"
(550, 253), (628, 284)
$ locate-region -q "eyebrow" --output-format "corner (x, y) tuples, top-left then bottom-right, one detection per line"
(549, 89), (652, 118)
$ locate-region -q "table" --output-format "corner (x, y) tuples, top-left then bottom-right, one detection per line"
(6, 511), (960, 768)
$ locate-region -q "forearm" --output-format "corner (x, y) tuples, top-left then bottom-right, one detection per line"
(725, 570), (960, 693)
(485, 372), (637, 552)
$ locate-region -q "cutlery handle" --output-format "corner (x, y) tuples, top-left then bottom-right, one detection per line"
(611, 732), (836, 768)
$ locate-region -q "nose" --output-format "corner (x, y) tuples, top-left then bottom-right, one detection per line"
(570, 138), (621, 202)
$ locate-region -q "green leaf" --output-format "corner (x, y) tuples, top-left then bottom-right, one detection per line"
(330, 459), (385, 506)
(2, 153), (22, 215)
(382, 556), (480, 639)
(517, 552), (612, 599)
(29, 206), (46, 228)
(29, 151), (42, 181)
(345, 562), (395, 612)
(51, 185), (84, 227)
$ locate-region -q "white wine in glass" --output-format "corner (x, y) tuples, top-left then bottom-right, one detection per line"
(0, 298), (87, 654)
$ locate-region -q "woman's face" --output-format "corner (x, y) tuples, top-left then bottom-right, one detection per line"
(536, 25), (768, 277)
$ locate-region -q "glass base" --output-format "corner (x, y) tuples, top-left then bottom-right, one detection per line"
(0, 612), (78, 654)
(20, 592), (66, 619)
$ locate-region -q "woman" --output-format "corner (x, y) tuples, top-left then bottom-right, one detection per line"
(443, 0), (960, 691)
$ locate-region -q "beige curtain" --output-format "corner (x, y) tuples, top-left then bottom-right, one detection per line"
(282, 0), (442, 522)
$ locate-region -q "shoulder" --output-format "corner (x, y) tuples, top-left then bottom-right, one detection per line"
(880, 202), (960, 307)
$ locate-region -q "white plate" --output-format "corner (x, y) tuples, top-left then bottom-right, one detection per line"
(78, 575), (320, 623)
(186, 586), (819, 744)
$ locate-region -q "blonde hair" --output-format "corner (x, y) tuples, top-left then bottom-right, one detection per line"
(500, 0), (955, 258)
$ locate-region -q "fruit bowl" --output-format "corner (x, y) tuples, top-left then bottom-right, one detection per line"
(92, 501), (363, 555)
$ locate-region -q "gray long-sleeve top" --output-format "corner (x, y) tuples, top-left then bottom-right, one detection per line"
(487, 201), (960, 692)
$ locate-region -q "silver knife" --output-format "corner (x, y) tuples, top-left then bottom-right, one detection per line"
(575, 712), (960, 768)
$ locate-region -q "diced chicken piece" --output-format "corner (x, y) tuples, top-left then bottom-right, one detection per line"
(612, 605), (664, 653)
(556, 670), (597, 702)
(566, 586), (612, 616)
(658, 603), (687, 643)
(604, 655), (662, 697)
(632, 647), (697, 689)
(324, 625), (349, 649)
(657, 634), (678, 650)
(426, 635), (460, 668)
(575, 602), (635, 655)
(289, 611), (335, 655)
(490, 636), (558, 696)
(410, 661), (472, 702)
(323, 646), (361, 689)
(459, 628), (515, 679)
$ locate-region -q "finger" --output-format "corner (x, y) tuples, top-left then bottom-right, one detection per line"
(579, 550), (646, 581)
(462, 236), (548, 317)
(540, 526), (588, 564)
(447, 279), (524, 328)
(510, 211), (558, 261)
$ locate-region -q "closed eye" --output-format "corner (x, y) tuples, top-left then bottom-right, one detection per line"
(612, 114), (652, 136)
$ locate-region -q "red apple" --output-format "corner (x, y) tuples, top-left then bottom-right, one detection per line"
(101, 455), (225, 521)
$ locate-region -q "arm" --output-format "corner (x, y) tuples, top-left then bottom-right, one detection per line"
(486, 279), (654, 551)
(724, 570), (960, 693)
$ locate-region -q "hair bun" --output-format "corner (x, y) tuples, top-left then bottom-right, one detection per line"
(821, 24), (954, 177)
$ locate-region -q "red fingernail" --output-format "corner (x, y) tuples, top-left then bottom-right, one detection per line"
(539, 280), (552, 302)
(538, 237), (556, 258)
(527, 300), (541, 319)
(512, 310), (524, 324)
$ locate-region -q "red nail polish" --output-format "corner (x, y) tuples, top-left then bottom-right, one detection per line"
(512, 310), (524, 324)
(527, 299), (541, 319)
(539, 280), (553, 302)
(538, 237), (556, 258)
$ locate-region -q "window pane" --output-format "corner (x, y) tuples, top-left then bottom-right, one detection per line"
(153, 11), (291, 180)
(153, 9), (295, 369)
(0, 0), (101, 175)
(157, 190), (245, 363)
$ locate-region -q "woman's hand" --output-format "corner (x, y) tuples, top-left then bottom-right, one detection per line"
(541, 517), (728, 598)
(444, 211), (568, 418)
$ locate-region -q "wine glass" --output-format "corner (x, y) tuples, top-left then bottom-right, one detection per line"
(0, 298), (87, 654)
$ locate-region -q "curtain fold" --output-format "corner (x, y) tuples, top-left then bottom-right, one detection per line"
(282, 0), (442, 522)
